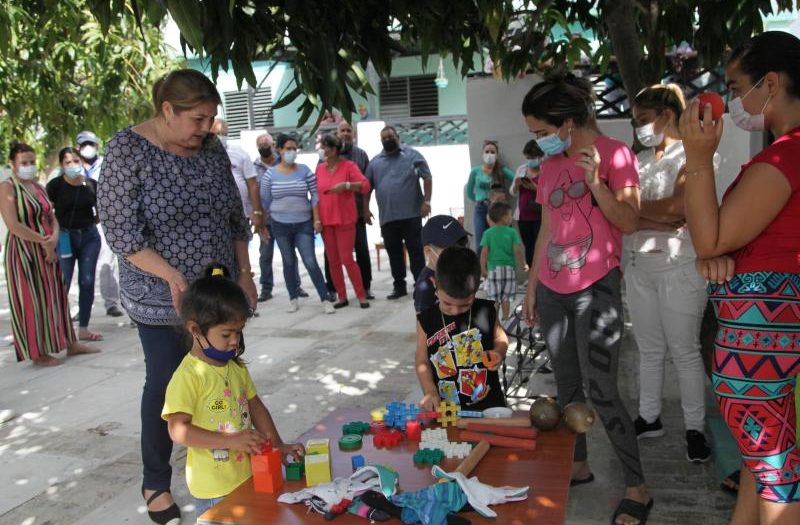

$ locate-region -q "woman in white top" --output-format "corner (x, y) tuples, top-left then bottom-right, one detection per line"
(624, 84), (711, 463)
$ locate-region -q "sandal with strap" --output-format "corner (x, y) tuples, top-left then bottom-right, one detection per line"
(611, 498), (653, 525)
(142, 488), (181, 525)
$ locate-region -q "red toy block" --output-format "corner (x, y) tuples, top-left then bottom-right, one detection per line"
(373, 429), (403, 448)
(252, 440), (284, 493)
(405, 421), (422, 441)
(369, 421), (387, 434)
(416, 411), (438, 420)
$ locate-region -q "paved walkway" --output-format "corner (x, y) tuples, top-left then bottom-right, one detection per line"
(0, 256), (734, 524)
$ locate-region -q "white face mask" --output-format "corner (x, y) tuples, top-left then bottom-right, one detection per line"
(483, 152), (497, 165)
(80, 145), (98, 160)
(729, 77), (770, 132)
(635, 122), (665, 148)
(16, 165), (37, 180)
(64, 165), (84, 179)
(318, 149), (326, 161)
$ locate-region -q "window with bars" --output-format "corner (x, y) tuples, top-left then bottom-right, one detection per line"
(222, 87), (274, 138)
(379, 75), (438, 120)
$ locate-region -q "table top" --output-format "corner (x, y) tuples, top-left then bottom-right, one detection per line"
(199, 407), (575, 525)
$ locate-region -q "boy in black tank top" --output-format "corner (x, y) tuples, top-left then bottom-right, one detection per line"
(416, 246), (508, 411)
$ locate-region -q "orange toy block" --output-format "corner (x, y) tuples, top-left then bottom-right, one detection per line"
(436, 401), (460, 427)
(252, 445), (283, 493)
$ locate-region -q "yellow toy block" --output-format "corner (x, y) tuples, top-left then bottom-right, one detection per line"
(306, 438), (330, 456)
(436, 401), (459, 427)
(305, 452), (331, 487)
(370, 408), (387, 422)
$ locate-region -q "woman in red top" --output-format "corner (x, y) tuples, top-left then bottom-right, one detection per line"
(316, 134), (371, 309)
(680, 31), (800, 523)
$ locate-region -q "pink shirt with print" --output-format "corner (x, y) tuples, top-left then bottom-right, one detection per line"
(535, 135), (639, 294)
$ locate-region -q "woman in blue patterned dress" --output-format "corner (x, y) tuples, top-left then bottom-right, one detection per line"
(97, 69), (256, 525)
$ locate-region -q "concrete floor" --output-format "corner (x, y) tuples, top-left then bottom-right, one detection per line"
(0, 255), (735, 524)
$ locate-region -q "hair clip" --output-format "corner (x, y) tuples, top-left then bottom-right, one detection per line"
(211, 268), (225, 277)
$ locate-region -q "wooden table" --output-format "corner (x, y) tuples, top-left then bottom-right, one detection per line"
(199, 408), (575, 525)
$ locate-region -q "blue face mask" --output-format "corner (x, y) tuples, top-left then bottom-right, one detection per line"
(536, 129), (571, 157)
(195, 335), (240, 363)
(527, 158), (541, 169)
(64, 165), (83, 179)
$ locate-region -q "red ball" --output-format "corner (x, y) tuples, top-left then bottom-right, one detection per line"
(698, 92), (724, 121)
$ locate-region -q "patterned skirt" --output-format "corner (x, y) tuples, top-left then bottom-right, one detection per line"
(710, 272), (800, 503)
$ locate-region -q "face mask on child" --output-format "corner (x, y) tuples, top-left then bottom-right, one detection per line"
(195, 334), (240, 363)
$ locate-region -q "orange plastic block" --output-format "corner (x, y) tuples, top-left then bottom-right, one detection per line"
(252, 448), (283, 493)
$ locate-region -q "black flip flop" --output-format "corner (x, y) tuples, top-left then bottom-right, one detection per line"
(720, 470), (740, 494)
(570, 473), (595, 487)
(611, 498), (653, 525)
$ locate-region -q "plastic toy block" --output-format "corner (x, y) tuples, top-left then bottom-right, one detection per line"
(338, 434), (363, 451)
(252, 441), (283, 493)
(285, 461), (305, 481)
(436, 401), (460, 427)
(306, 438), (330, 456)
(369, 421), (387, 434)
(481, 350), (502, 369)
(351, 455), (365, 472)
(416, 411), (439, 420)
(405, 421), (422, 441)
(441, 442), (473, 459)
(373, 429), (403, 448)
(384, 402), (421, 431)
(413, 448), (444, 465)
(457, 410), (483, 418)
(342, 421), (371, 435)
(370, 408), (387, 422)
(305, 453), (332, 487)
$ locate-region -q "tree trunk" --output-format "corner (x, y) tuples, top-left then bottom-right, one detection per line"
(602, 0), (645, 105)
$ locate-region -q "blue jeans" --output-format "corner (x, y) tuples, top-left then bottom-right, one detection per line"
(259, 223), (302, 295)
(473, 202), (489, 256)
(194, 496), (225, 518)
(137, 324), (188, 491)
(58, 224), (101, 327)
(272, 219), (329, 301)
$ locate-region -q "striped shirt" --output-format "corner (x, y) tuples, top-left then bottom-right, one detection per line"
(260, 163), (318, 224)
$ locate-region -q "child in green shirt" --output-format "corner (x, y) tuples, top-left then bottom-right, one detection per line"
(480, 202), (528, 320)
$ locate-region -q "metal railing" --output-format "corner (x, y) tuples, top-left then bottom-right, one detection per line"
(270, 115), (469, 149)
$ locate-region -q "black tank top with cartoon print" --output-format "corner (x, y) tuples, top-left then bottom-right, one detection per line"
(417, 298), (506, 411)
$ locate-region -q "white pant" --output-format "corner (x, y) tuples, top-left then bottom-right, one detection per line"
(97, 226), (120, 309)
(624, 252), (707, 432)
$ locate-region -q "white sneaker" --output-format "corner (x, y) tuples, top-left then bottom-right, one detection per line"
(323, 301), (336, 314)
(286, 299), (299, 313)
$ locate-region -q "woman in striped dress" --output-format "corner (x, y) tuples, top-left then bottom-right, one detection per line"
(0, 142), (97, 366)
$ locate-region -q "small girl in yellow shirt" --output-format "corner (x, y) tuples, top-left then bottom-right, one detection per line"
(162, 265), (303, 520)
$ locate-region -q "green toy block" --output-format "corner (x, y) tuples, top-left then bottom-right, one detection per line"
(413, 448), (444, 466)
(285, 461), (305, 481)
(342, 421), (371, 435)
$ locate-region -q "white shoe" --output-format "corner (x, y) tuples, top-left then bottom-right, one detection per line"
(287, 299), (299, 313)
(0, 409), (16, 424)
(323, 301), (336, 314)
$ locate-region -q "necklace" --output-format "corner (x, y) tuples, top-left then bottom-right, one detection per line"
(440, 306), (472, 345)
(208, 361), (231, 387)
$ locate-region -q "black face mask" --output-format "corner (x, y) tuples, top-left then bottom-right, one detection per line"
(382, 138), (399, 152)
(258, 146), (272, 158)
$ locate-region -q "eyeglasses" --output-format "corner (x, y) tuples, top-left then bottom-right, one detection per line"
(549, 180), (590, 208)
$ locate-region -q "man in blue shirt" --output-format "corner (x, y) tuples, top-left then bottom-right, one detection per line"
(365, 126), (432, 299)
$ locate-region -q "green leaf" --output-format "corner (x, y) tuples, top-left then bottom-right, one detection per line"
(167, 0), (204, 51)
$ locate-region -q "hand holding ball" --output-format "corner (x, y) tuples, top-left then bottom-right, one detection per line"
(697, 92), (724, 122)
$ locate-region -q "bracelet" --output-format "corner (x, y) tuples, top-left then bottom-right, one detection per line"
(239, 268), (255, 278)
(684, 166), (715, 178)
(252, 210), (264, 215)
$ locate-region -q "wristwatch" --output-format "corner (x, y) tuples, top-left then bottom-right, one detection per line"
(252, 210), (264, 216)
(345, 181), (351, 190)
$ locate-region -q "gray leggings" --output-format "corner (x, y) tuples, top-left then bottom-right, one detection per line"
(537, 269), (645, 487)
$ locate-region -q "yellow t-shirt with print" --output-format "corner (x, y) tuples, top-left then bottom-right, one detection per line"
(162, 353), (258, 499)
